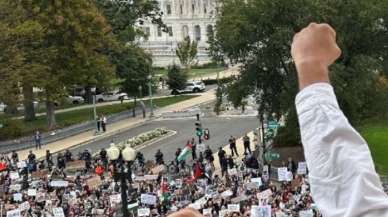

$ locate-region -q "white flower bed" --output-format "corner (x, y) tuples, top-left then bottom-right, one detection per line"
(116, 128), (170, 150)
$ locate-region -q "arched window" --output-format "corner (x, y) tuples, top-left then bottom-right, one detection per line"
(182, 25), (189, 39)
(194, 25), (201, 41)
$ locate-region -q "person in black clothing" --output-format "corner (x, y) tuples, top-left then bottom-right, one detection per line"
(217, 147), (226, 166)
(46, 150), (53, 170)
(64, 149), (72, 162)
(155, 149), (164, 165)
(27, 150), (36, 172)
(82, 149), (92, 171)
(204, 146), (214, 167)
(57, 153), (66, 170)
(136, 152), (145, 167)
(175, 148), (181, 165)
(227, 155), (235, 169)
(229, 136), (239, 157)
(100, 148), (108, 168)
(287, 157), (297, 174)
(220, 157), (228, 177)
(11, 150), (18, 163)
(191, 138), (197, 160)
(243, 134), (252, 154)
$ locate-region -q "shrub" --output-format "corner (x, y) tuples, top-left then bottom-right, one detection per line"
(0, 119), (23, 140)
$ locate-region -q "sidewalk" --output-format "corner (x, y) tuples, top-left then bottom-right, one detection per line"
(16, 89), (217, 160)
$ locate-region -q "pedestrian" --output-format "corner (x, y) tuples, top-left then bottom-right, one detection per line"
(204, 128), (210, 140)
(243, 134), (252, 154)
(97, 115), (101, 132)
(191, 138), (197, 160)
(64, 149), (72, 162)
(34, 130), (42, 149)
(217, 147), (226, 166)
(102, 115), (107, 132)
(46, 150), (53, 170)
(204, 146), (214, 169)
(227, 155), (235, 169)
(11, 150), (18, 163)
(229, 136), (239, 157)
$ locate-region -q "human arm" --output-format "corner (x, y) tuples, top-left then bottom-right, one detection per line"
(292, 23), (388, 217)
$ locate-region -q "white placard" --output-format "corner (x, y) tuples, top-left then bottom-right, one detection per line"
(251, 177), (262, 186)
(197, 143), (206, 152)
(203, 208), (212, 216)
(188, 203), (201, 210)
(138, 208), (151, 216)
(297, 162), (307, 175)
(227, 204), (240, 212)
(19, 201), (30, 211)
(10, 172), (20, 180)
(144, 175), (158, 180)
(277, 167), (288, 181)
(219, 210), (228, 217)
(6, 209), (21, 217)
(17, 161), (27, 169)
(141, 194), (157, 205)
(299, 209), (314, 217)
(221, 190), (233, 198)
(9, 184), (21, 192)
(127, 202), (138, 209)
(251, 205), (271, 217)
(52, 207), (65, 217)
(257, 189), (272, 200)
(286, 171), (293, 181)
(13, 193), (22, 202)
(50, 180), (69, 187)
(110, 194), (121, 205)
(27, 189), (37, 196)
(228, 168), (238, 176)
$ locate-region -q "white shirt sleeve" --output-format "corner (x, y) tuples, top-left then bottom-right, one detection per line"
(295, 83), (388, 217)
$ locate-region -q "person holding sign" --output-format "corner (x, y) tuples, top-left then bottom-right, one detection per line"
(292, 23), (388, 216)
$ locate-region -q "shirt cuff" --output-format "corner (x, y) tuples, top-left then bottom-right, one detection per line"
(295, 83), (340, 115)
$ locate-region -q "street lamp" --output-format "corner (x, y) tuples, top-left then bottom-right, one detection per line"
(91, 87), (98, 134)
(147, 75), (154, 117)
(107, 143), (136, 217)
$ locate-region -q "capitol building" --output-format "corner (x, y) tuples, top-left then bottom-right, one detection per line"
(138, 0), (217, 67)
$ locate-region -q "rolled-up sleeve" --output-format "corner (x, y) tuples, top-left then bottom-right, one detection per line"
(295, 83), (388, 217)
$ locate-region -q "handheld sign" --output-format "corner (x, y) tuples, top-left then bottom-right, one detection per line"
(141, 194), (157, 205)
(138, 208), (151, 216)
(227, 204), (240, 213)
(297, 162), (307, 175)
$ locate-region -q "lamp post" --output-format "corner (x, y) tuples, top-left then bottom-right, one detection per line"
(147, 75), (154, 117)
(91, 87), (98, 134)
(107, 143), (136, 217)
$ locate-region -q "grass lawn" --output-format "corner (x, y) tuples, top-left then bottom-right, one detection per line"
(2, 95), (198, 140)
(359, 119), (388, 176)
(156, 67), (224, 78)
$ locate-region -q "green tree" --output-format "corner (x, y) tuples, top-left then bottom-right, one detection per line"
(167, 64), (188, 91)
(176, 37), (198, 71)
(213, 0), (388, 146)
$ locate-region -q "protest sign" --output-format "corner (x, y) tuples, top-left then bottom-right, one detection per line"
(138, 208), (151, 216)
(219, 210), (228, 217)
(245, 182), (261, 190)
(31, 170), (48, 179)
(227, 204), (240, 212)
(19, 201), (30, 211)
(203, 208), (212, 216)
(6, 209), (20, 217)
(221, 190), (233, 198)
(134, 176), (146, 182)
(231, 195), (250, 203)
(257, 189), (272, 200)
(36, 192), (46, 202)
(50, 180), (69, 187)
(52, 207), (65, 217)
(127, 202), (139, 210)
(10, 172), (19, 180)
(251, 177), (262, 186)
(299, 209), (314, 217)
(27, 189), (37, 196)
(144, 175), (158, 180)
(262, 165), (269, 181)
(228, 168), (238, 176)
(13, 193), (22, 202)
(9, 184), (21, 192)
(286, 171), (293, 182)
(17, 161), (27, 169)
(277, 167), (288, 181)
(188, 203), (201, 210)
(86, 176), (102, 189)
(297, 162), (308, 175)
(197, 143), (206, 152)
(110, 194), (121, 205)
(251, 205), (271, 217)
(141, 194), (157, 205)
(65, 160), (85, 171)
(151, 165), (166, 174)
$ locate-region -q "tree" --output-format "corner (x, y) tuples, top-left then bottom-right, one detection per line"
(213, 0), (388, 146)
(176, 37), (198, 71)
(167, 64), (188, 91)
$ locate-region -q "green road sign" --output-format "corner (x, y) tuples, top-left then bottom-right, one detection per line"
(264, 151), (280, 162)
(268, 120), (280, 129)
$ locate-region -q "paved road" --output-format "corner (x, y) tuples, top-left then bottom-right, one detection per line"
(66, 116), (259, 162)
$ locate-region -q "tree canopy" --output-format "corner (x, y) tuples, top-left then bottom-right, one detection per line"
(213, 0), (388, 145)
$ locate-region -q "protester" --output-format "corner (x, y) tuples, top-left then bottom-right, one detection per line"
(242, 134), (251, 155)
(34, 131), (42, 150)
(228, 136), (239, 157)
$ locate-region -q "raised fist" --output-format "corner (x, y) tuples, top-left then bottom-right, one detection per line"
(292, 23), (341, 67)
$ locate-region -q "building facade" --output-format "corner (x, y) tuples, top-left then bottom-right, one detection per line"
(138, 0), (217, 67)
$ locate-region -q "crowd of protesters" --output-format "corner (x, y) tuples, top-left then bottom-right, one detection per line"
(3, 128), (387, 217)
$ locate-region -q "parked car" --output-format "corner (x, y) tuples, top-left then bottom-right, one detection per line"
(171, 81), (206, 95)
(66, 95), (85, 104)
(95, 91), (128, 102)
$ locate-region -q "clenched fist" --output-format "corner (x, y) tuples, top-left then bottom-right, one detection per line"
(291, 23), (342, 90)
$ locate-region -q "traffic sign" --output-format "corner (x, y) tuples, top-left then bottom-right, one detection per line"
(264, 151), (280, 162)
